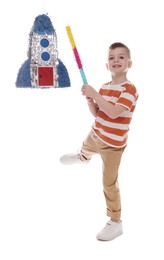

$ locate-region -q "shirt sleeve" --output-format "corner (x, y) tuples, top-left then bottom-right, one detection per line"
(116, 84), (137, 111)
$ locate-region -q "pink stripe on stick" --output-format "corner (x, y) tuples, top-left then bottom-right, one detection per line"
(73, 48), (82, 69)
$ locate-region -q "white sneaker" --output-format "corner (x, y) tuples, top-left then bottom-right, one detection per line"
(96, 220), (123, 241)
(60, 153), (89, 165)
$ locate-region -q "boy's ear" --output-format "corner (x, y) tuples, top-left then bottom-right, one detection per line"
(128, 60), (132, 68)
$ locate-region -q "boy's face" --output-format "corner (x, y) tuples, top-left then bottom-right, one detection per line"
(106, 47), (132, 76)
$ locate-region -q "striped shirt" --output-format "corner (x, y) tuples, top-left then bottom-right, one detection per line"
(92, 81), (138, 148)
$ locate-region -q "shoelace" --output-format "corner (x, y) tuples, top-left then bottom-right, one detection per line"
(104, 222), (112, 230)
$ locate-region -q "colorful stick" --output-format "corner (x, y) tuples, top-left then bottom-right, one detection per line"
(66, 26), (88, 84)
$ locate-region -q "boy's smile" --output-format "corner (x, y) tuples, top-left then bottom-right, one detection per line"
(112, 64), (122, 68)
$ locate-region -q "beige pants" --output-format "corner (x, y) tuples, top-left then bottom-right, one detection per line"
(80, 130), (125, 220)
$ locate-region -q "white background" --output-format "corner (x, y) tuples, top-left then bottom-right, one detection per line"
(0, 0), (164, 259)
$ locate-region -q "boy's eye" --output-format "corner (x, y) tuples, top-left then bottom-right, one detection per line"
(108, 57), (114, 60)
(119, 56), (124, 59)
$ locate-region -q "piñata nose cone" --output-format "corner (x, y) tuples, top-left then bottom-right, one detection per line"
(16, 14), (70, 88)
(32, 14), (55, 35)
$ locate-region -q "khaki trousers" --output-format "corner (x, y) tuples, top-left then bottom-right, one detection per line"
(80, 130), (125, 220)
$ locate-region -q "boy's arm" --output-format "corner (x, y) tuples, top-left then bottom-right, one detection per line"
(93, 93), (127, 119)
(86, 97), (99, 117)
(82, 84), (127, 119)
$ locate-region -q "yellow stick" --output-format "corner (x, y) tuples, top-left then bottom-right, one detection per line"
(66, 26), (76, 49)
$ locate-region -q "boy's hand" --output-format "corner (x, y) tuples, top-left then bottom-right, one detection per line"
(81, 84), (97, 99)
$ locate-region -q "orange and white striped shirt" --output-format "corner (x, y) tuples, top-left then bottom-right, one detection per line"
(92, 81), (138, 148)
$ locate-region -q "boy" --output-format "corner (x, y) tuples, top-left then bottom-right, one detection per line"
(60, 42), (138, 241)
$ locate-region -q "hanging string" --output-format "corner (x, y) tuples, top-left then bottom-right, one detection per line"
(42, 0), (47, 15)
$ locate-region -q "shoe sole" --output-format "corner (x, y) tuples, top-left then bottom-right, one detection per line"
(96, 231), (123, 241)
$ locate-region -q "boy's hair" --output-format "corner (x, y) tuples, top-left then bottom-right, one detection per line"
(108, 42), (131, 59)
